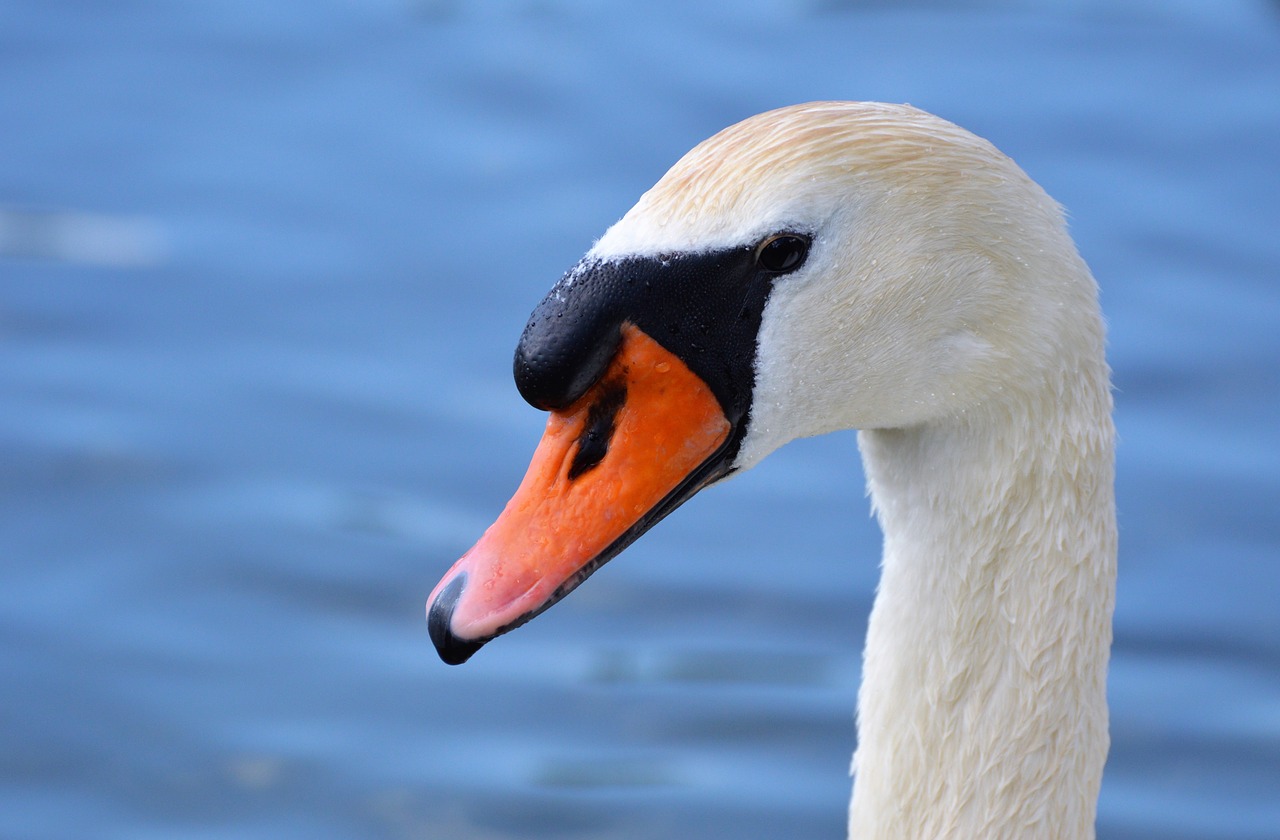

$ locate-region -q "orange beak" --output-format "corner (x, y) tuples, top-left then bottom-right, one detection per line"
(427, 323), (731, 663)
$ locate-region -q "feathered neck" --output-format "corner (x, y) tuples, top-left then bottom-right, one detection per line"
(848, 352), (1116, 839)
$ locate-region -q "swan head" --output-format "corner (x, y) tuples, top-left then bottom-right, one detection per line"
(428, 102), (1099, 664)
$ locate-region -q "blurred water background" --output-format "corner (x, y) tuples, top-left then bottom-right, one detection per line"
(2, 1), (1279, 838)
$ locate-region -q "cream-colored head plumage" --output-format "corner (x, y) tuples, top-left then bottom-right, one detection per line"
(594, 102), (1102, 471)
(593, 102), (1019, 257)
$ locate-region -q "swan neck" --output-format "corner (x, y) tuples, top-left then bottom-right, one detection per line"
(849, 370), (1116, 839)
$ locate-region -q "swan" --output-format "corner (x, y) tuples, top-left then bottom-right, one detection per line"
(426, 101), (1116, 839)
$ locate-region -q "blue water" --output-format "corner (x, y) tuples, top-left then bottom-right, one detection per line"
(2, 2), (1279, 838)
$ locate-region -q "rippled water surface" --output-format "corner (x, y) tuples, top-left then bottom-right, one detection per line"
(2, 2), (1279, 838)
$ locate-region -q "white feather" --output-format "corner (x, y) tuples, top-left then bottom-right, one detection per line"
(593, 102), (1115, 840)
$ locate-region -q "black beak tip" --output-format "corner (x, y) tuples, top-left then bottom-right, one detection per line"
(428, 574), (485, 666)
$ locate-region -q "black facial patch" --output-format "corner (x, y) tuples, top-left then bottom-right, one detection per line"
(513, 245), (779, 464)
(568, 379), (626, 480)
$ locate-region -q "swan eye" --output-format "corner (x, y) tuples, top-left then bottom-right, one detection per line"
(755, 233), (810, 274)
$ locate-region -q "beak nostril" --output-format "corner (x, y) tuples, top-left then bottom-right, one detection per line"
(567, 379), (628, 481)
